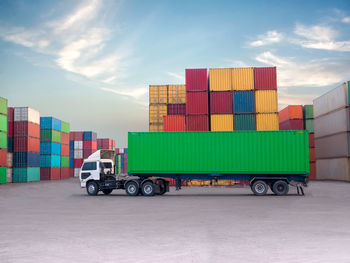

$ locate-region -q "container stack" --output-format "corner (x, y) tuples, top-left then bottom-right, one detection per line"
(303, 105), (316, 179)
(163, 84), (186, 132)
(0, 97), (7, 184)
(314, 81), (350, 181)
(278, 105), (304, 130)
(60, 121), (70, 179)
(13, 107), (40, 183)
(7, 107), (13, 183)
(83, 131), (97, 159)
(186, 69), (209, 131)
(70, 131), (84, 177)
(97, 138), (115, 150)
(149, 85), (167, 132)
(40, 117), (61, 180)
(115, 148), (128, 174)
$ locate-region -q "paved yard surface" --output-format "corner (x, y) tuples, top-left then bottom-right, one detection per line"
(0, 179), (350, 263)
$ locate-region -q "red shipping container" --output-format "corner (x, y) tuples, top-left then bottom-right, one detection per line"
(83, 149), (95, 159)
(309, 148), (315, 162)
(278, 105), (303, 123)
(70, 131), (83, 141)
(186, 115), (209, 131)
(279, 119), (304, 130)
(163, 116), (186, 131)
(60, 167), (70, 179)
(210, 91), (233, 114)
(83, 141), (97, 150)
(254, 67), (277, 90)
(186, 68), (208, 92)
(61, 133), (69, 145)
(8, 107), (14, 122)
(112, 140), (115, 147)
(309, 133), (315, 148)
(69, 168), (74, 177)
(167, 104), (186, 115)
(0, 149), (7, 166)
(7, 122), (13, 137)
(14, 122), (40, 138)
(74, 159), (83, 168)
(40, 167), (60, 180)
(115, 148), (119, 155)
(61, 144), (69, 156)
(186, 92), (209, 115)
(13, 137), (40, 153)
(309, 162), (316, 180)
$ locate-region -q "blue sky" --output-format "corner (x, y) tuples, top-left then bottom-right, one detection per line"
(1, 0), (350, 146)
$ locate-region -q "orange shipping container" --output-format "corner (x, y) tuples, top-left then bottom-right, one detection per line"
(309, 162), (316, 180)
(163, 116), (185, 132)
(309, 148), (315, 162)
(278, 105), (303, 123)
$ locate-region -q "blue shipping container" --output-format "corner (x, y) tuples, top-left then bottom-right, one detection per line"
(40, 142), (61, 155)
(40, 117), (62, 131)
(69, 140), (74, 150)
(69, 158), (74, 168)
(40, 155), (61, 167)
(124, 148), (128, 154)
(7, 137), (13, 153)
(234, 91), (255, 113)
(13, 152), (40, 167)
(83, 131), (97, 141)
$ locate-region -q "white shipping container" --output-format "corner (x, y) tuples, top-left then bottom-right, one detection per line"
(74, 149), (83, 159)
(74, 168), (80, 178)
(7, 153), (13, 168)
(74, 141), (83, 150)
(314, 108), (350, 138)
(316, 158), (350, 181)
(14, 107), (40, 124)
(119, 148), (124, 154)
(7, 168), (12, 183)
(315, 132), (350, 159)
(313, 82), (348, 118)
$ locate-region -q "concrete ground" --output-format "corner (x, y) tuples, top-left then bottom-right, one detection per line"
(0, 179), (350, 263)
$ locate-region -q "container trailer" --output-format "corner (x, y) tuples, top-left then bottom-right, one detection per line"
(80, 131), (309, 196)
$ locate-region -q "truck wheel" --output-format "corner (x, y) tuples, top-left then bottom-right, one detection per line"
(157, 179), (167, 195)
(141, 182), (155, 196)
(125, 181), (139, 196)
(251, 180), (268, 196)
(102, 189), (113, 195)
(272, 180), (289, 196)
(87, 181), (99, 196)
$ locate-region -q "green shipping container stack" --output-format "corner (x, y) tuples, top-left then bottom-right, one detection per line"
(41, 130), (61, 143)
(128, 131), (309, 175)
(60, 121), (71, 179)
(0, 97), (8, 184)
(234, 114), (256, 130)
(13, 168), (40, 182)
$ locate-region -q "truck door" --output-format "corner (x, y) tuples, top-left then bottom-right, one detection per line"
(80, 161), (99, 181)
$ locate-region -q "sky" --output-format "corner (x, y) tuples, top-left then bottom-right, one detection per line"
(0, 0), (350, 147)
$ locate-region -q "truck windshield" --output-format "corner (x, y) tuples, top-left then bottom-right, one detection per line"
(101, 162), (112, 168)
(82, 162), (97, 171)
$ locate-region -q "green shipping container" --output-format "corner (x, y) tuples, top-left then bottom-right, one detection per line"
(0, 114), (7, 132)
(13, 168), (40, 183)
(61, 121), (70, 134)
(0, 167), (6, 184)
(128, 131), (309, 175)
(305, 119), (314, 133)
(97, 146), (102, 150)
(41, 130), (61, 143)
(0, 97), (8, 115)
(0, 131), (7, 149)
(303, 105), (314, 119)
(61, 156), (70, 168)
(234, 114), (256, 130)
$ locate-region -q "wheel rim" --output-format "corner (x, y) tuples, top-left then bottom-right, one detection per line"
(88, 184), (95, 193)
(144, 184), (153, 195)
(255, 183), (266, 194)
(128, 184), (136, 194)
(276, 184), (285, 193)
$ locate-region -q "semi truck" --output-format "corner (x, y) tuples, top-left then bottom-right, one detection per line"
(80, 130), (309, 196)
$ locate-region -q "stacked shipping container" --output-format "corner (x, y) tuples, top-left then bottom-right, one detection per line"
(0, 97), (7, 184)
(13, 107), (40, 182)
(149, 85), (167, 131)
(314, 82), (350, 181)
(7, 107), (13, 183)
(97, 138), (115, 150)
(163, 84), (186, 131)
(115, 148), (128, 174)
(60, 121), (70, 179)
(303, 105), (315, 179)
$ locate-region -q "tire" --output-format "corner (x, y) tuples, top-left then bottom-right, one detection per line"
(87, 181), (99, 196)
(102, 189), (113, 195)
(272, 180), (289, 196)
(251, 180), (268, 196)
(157, 179), (167, 195)
(125, 181), (139, 196)
(141, 181), (155, 196)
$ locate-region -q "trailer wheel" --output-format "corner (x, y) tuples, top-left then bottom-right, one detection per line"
(87, 181), (99, 196)
(157, 179), (167, 195)
(102, 189), (113, 195)
(141, 181), (155, 196)
(272, 180), (289, 196)
(251, 180), (268, 196)
(125, 181), (139, 196)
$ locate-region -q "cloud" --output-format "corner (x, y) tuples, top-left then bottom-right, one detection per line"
(293, 24), (350, 52)
(249, 30), (283, 47)
(342, 17), (350, 23)
(100, 87), (148, 102)
(167, 72), (185, 82)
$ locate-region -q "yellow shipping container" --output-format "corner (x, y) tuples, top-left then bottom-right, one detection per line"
(210, 114), (234, 131)
(168, 85), (186, 104)
(149, 104), (167, 123)
(232, 68), (254, 90)
(149, 85), (168, 104)
(149, 123), (164, 132)
(256, 113), (279, 131)
(255, 90), (278, 113)
(209, 68), (231, 91)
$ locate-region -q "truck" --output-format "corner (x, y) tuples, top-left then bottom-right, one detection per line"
(79, 130), (309, 196)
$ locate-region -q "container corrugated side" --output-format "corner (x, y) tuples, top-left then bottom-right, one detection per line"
(168, 85), (186, 104)
(0, 114), (7, 132)
(128, 131), (309, 174)
(0, 97), (8, 115)
(163, 116), (185, 132)
(186, 92), (208, 115)
(149, 123), (163, 132)
(210, 114), (233, 131)
(234, 114), (256, 130)
(255, 90), (278, 113)
(303, 105), (314, 119)
(186, 115), (209, 131)
(209, 68), (231, 91)
(278, 105), (303, 123)
(149, 104), (167, 123)
(232, 68), (254, 90)
(14, 107), (40, 124)
(210, 91), (233, 114)
(0, 167), (6, 184)
(149, 85), (168, 104)
(256, 113), (279, 131)
(305, 119), (314, 133)
(315, 132), (350, 159)
(233, 91), (255, 113)
(254, 67), (277, 90)
(314, 108), (349, 138)
(279, 120), (304, 130)
(186, 69), (208, 92)
(316, 158), (350, 181)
